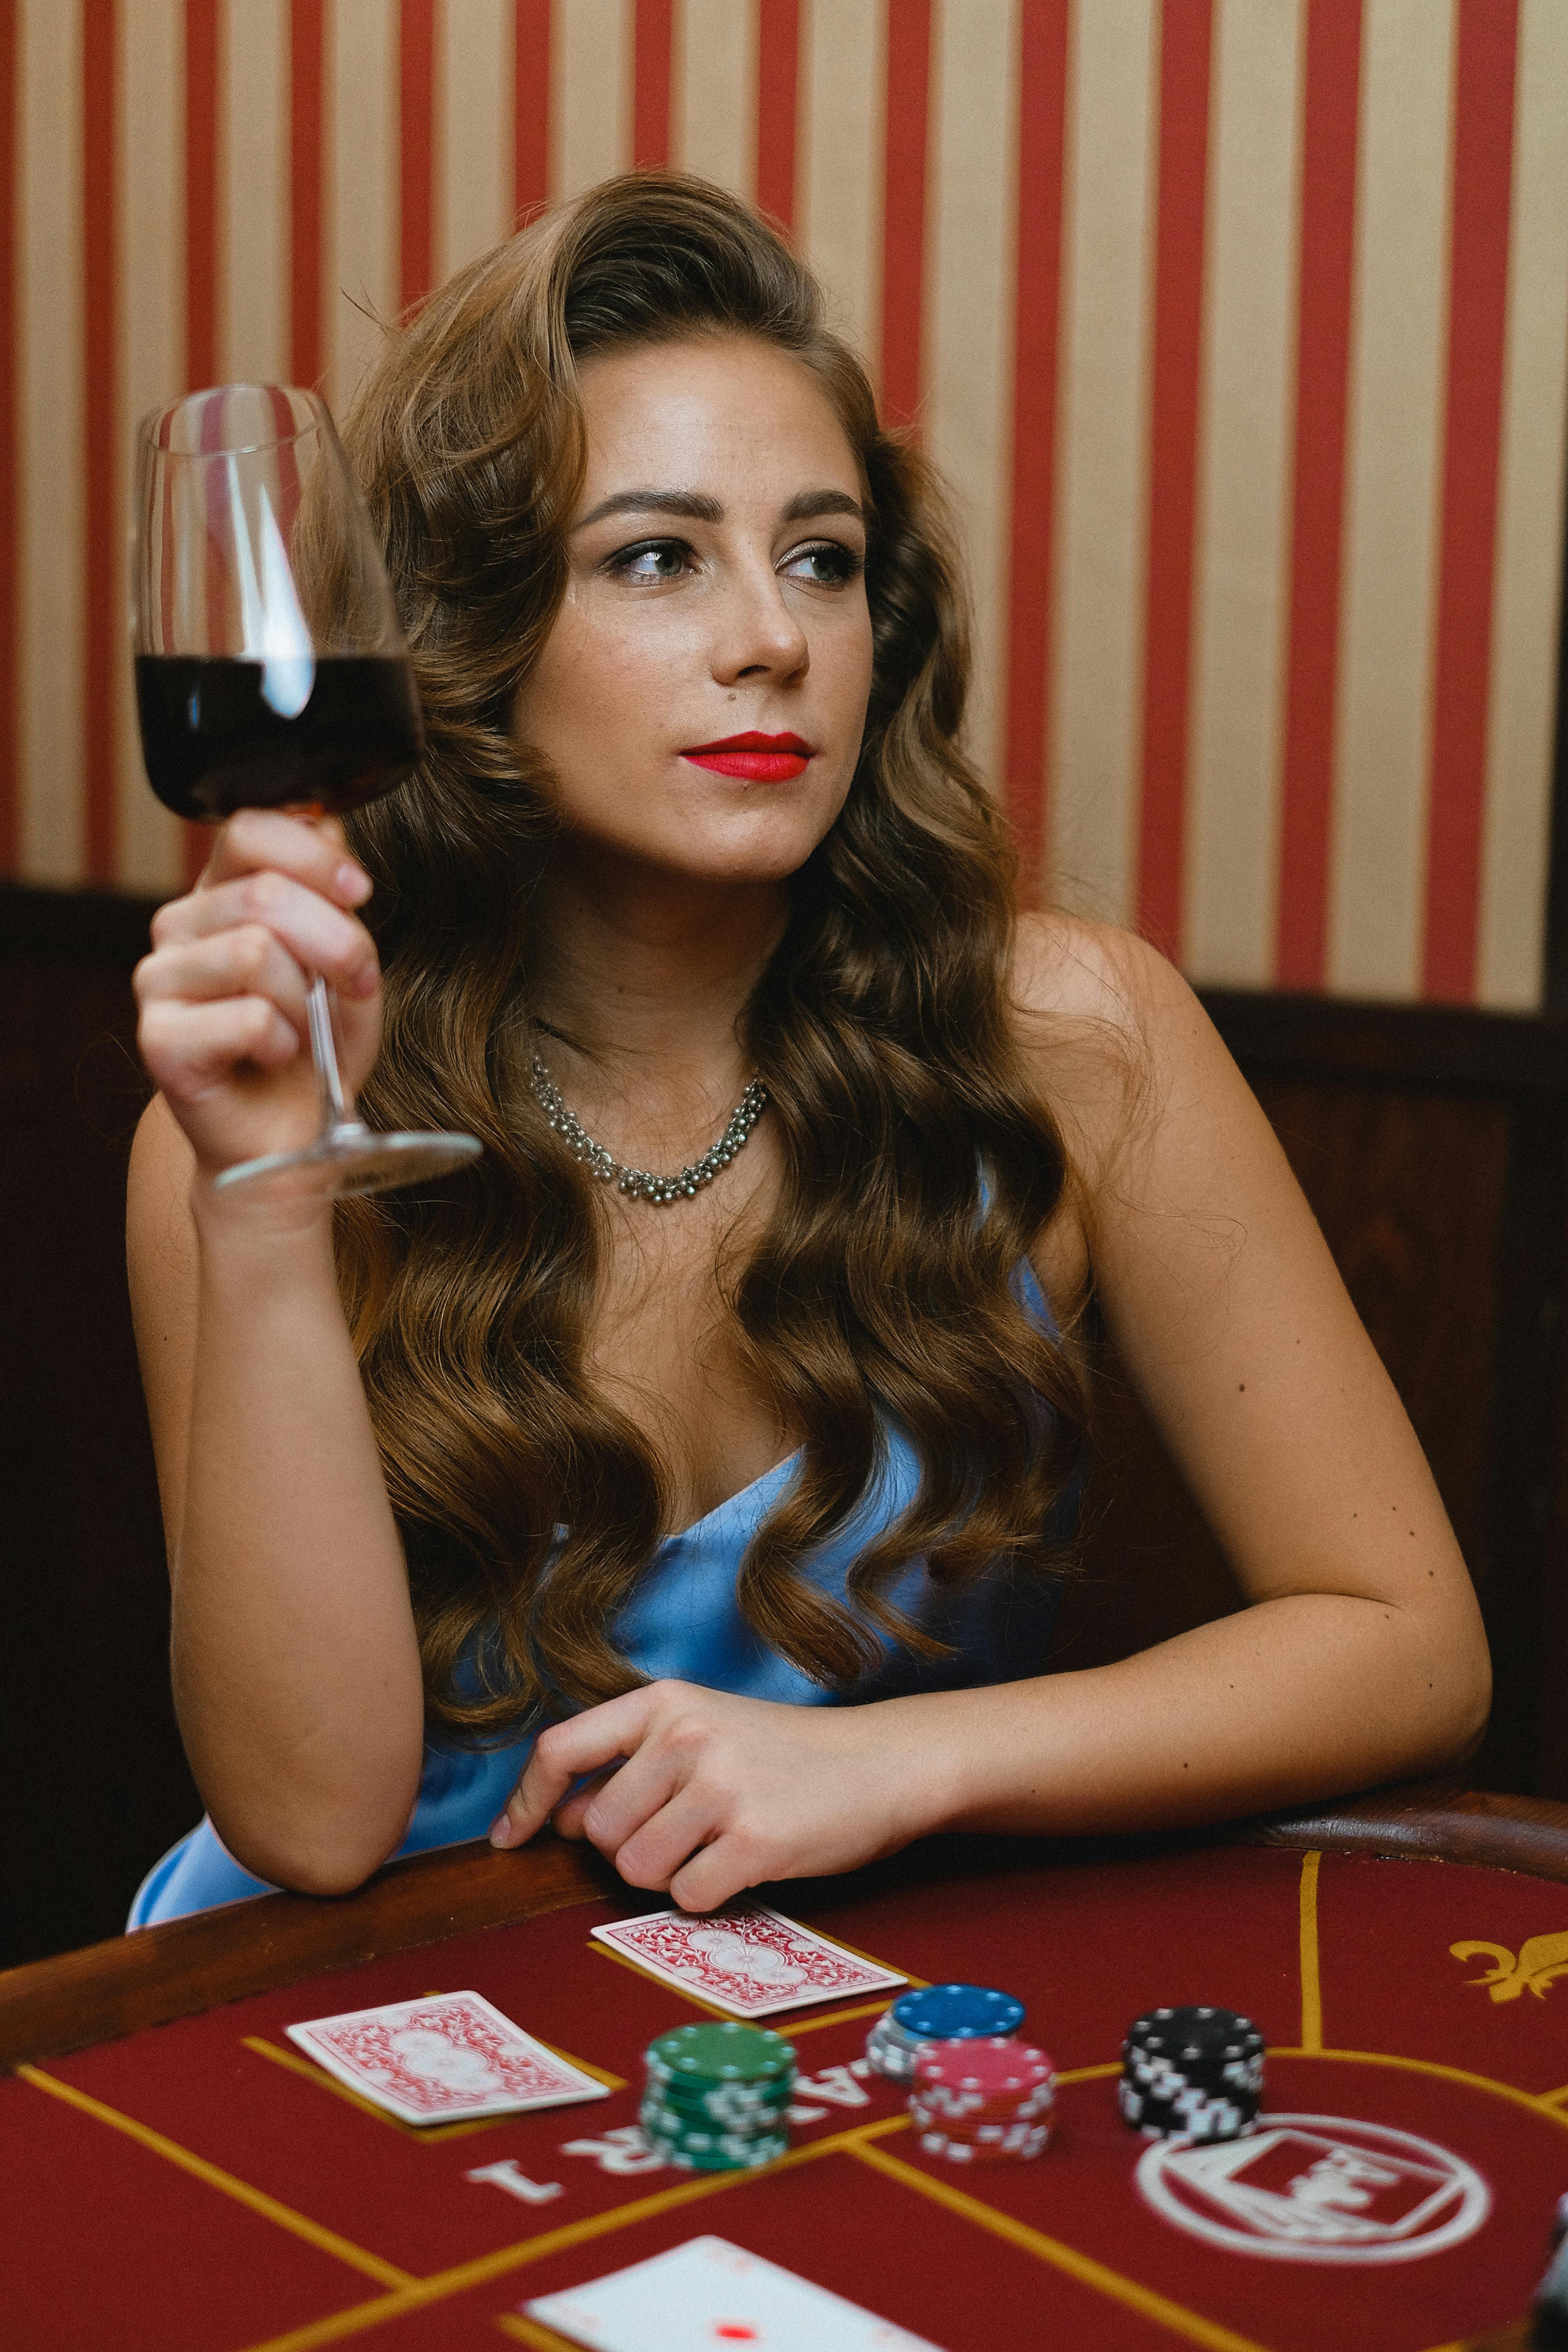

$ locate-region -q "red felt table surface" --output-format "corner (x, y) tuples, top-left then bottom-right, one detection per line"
(5, 1837), (1567, 2352)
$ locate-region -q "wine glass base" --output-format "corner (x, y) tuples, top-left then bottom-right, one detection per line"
(213, 1124), (483, 1199)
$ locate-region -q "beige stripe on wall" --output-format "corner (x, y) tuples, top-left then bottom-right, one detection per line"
(1477, 0), (1568, 1011)
(1048, 0), (1158, 924)
(222, 0), (289, 386)
(118, 0), (186, 895)
(438, 0), (512, 281)
(552, 0), (631, 203)
(1328, 0), (1456, 1001)
(671, 0), (756, 200)
(1183, 0), (1302, 987)
(796, 0), (885, 374)
(924, 0), (1019, 801)
(326, 0), (399, 414)
(18, 0), (85, 883)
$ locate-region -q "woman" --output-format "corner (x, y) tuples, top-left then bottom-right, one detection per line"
(126, 175), (1487, 1927)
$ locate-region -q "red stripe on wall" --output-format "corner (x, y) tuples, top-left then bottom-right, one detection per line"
(1276, 0), (1362, 990)
(0, 0), (15, 875)
(399, 0), (435, 313)
(1136, 0), (1213, 959)
(1002, 0), (1070, 902)
(513, 0), (550, 217)
(1421, 0), (1519, 1003)
(185, 0), (222, 883)
(290, 0), (324, 386)
(880, 0), (930, 430)
(185, 0), (219, 393)
(756, 0), (799, 231)
(633, 0), (673, 169)
(83, 0), (118, 882)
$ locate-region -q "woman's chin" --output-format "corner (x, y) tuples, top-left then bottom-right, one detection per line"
(559, 815), (834, 891)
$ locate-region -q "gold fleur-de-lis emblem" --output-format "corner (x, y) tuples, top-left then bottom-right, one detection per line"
(1450, 1932), (1568, 2003)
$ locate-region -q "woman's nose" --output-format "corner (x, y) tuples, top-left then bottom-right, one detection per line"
(710, 563), (810, 685)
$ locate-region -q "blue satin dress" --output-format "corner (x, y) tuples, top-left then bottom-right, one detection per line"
(128, 1265), (1064, 1927)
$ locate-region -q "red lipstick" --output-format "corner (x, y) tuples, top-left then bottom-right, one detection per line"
(681, 730), (813, 781)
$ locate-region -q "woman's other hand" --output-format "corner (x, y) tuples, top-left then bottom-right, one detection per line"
(133, 810), (382, 1185)
(488, 1681), (943, 1912)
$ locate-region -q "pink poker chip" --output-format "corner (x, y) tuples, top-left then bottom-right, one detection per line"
(913, 2036), (1055, 2094)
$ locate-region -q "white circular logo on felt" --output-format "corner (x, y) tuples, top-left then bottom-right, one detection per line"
(1136, 2113), (1490, 2264)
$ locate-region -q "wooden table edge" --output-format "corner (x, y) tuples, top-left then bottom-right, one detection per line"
(6, 1779), (1568, 2071)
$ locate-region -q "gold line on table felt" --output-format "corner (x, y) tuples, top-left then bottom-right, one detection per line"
(243, 2039), (509, 2143)
(1298, 1849), (1323, 2052)
(1266, 2042), (1568, 2132)
(237, 2115), (912, 2352)
(849, 2140), (1274, 2352)
(17, 2064), (412, 2290)
(492, 2320), (579, 2349)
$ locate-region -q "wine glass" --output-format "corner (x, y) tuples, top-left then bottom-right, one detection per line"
(131, 384), (482, 1196)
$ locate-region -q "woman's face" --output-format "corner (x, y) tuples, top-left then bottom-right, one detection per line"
(513, 333), (874, 888)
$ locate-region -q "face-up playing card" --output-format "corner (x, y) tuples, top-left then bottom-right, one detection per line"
(284, 1990), (609, 2126)
(524, 2233), (947, 2350)
(590, 1903), (906, 2017)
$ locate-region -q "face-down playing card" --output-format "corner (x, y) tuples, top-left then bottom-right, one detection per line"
(285, 1989), (610, 2126)
(524, 2233), (947, 2350)
(590, 1903), (906, 2018)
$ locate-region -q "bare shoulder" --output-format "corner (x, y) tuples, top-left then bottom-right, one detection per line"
(1009, 906), (1204, 1045)
(1007, 910), (1213, 1192)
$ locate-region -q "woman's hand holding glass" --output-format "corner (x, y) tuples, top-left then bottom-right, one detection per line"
(134, 810), (384, 1198)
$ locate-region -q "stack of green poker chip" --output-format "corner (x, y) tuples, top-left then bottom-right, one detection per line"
(639, 2021), (797, 2171)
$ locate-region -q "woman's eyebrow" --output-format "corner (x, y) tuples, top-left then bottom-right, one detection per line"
(573, 489), (722, 530)
(572, 486), (866, 532)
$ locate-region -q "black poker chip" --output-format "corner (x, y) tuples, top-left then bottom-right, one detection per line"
(1119, 2005), (1265, 2143)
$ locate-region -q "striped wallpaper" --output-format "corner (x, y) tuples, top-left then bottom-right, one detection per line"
(4, 0), (1566, 1007)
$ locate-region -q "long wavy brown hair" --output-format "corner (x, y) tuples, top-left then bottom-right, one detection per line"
(334, 172), (1089, 1739)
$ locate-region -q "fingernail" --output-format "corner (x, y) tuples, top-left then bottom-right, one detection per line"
(488, 1815), (511, 1847)
(336, 861), (372, 902)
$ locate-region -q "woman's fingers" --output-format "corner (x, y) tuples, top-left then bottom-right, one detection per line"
(489, 1691), (657, 1847)
(150, 872), (379, 999)
(668, 1835), (754, 1915)
(547, 1768), (620, 1841)
(136, 927), (314, 1025)
(139, 993), (303, 1090)
(201, 806), (371, 904)
(611, 1785), (724, 1894)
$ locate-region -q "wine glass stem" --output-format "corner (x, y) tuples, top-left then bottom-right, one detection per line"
(305, 974), (358, 1132)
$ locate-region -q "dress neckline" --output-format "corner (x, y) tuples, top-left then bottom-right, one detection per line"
(662, 1447), (804, 1547)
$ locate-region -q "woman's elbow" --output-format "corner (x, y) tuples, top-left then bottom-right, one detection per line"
(208, 1805), (410, 1901)
(1416, 1627), (1492, 1777)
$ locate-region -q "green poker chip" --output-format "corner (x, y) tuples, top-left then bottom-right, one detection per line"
(646, 2022), (795, 2082)
(643, 2076), (793, 2117)
(641, 2021), (797, 2174)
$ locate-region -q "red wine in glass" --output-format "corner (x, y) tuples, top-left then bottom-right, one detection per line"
(131, 385), (480, 1197)
(134, 653), (424, 822)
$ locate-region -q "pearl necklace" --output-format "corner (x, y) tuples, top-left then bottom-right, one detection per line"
(528, 1053), (768, 1207)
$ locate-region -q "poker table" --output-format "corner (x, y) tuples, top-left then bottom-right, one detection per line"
(5, 1783), (1568, 2352)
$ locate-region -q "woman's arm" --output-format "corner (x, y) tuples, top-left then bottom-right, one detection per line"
(1005, 914), (1490, 1813)
(129, 810), (425, 1894)
(490, 918), (1489, 1905)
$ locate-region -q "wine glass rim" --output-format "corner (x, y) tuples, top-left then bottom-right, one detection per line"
(136, 384), (330, 460)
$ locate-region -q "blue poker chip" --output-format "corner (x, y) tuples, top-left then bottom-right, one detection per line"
(892, 1984), (1026, 2041)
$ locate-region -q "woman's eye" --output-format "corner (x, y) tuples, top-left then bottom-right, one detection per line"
(610, 540), (691, 583)
(782, 541), (862, 588)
